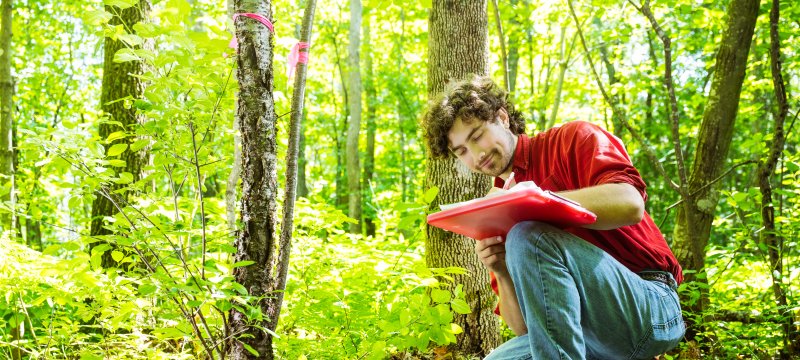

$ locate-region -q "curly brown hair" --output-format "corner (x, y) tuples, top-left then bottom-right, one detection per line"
(421, 75), (526, 159)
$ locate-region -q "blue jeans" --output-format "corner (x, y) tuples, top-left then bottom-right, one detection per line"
(485, 221), (685, 360)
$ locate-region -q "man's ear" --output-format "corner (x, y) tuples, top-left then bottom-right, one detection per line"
(497, 108), (510, 128)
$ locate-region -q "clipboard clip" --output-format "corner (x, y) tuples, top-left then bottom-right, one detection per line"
(545, 190), (582, 207)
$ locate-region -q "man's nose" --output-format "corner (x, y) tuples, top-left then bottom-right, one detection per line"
(473, 150), (486, 164)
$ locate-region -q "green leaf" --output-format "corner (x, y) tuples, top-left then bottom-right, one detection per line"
(111, 250), (124, 262)
(431, 288), (451, 303)
(107, 143), (128, 157)
(138, 284), (157, 295)
(232, 260), (255, 268)
(118, 33), (143, 47)
(113, 48), (140, 63)
(104, 0), (138, 10)
(133, 22), (159, 37)
(106, 159), (127, 167)
(423, 186), (439, 204)
(130, 139), (150, 152)
(79, 352), (104, 360)
(134, 49), (156, 62)
(450, 298), (471, 314)
(133, 99), (153, 111)
(115, 172), (134, 184)
(106, 131), (127, 143)
(86, 10), (113, 25)
(241, 342), (260, 356)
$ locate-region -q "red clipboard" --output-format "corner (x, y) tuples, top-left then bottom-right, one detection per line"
(426, 187), (597, 240)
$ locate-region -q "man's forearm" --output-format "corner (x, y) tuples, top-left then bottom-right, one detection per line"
(557, 183), (644, 230)
(496, 272), (527, 336)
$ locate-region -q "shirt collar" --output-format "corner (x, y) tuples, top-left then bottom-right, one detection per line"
(512, 133), (530, 172)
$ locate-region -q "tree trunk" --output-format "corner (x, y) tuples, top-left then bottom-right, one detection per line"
(227, 0), (278, 358)
(489, 0), (509, 92)
(761, 0), (798, 352)
(671, 0), (759, 335)
(272, 0), (316, 335)
(363, 14), (377, 237)
(332, 31), (349, 209)
(296, 128), (308, 198)
(346, 0), (362, 234)
(427, 0), (501, 356)
(546, 24), (568, 129)
(89, 0), (150, 268)
(506, 0), (521, 93)
(0, 0), (13, 232)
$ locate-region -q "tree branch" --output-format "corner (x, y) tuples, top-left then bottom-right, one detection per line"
(628, 0), (690, 199)
(566, 0), (680, 193)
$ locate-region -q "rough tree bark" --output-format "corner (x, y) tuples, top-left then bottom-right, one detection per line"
(426, 0), (502, 355)
(0, 0), (13, 232)
(89, 0), (150, 268)
(671, 0), (759, 318)
(346, 0), (362, 234)
(226, 0), (279, 358)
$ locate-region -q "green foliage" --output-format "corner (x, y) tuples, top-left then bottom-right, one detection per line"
(1, 0), (799, 358)
(276, 199), (469, 359)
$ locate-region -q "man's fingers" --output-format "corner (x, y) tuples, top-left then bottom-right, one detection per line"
(476, 236), (504, 250)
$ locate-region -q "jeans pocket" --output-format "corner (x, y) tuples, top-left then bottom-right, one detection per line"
(632, 285), (685, 359)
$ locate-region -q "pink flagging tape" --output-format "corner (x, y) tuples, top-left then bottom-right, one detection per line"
(228, 13), (275, 50)
(287, 42), (310, 81)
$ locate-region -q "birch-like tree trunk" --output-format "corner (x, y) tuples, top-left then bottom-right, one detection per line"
(0, 0), (13, 232)
(227, 0), (278, 358)
(346, 0), (362, 234)
(272, 0), (316, 336)
(671, 0), (759, 329)
(427, 0), (501, 355)
(90, 0), (150, 268)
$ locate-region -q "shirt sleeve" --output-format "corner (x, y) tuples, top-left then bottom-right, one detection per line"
(564, 121), (648, 200)
(489, 271), (501, 315)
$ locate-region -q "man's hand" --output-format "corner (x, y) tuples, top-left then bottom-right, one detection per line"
(475, 236), (508, 275)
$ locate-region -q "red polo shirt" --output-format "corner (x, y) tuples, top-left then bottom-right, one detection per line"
(489, 121), (683, 305)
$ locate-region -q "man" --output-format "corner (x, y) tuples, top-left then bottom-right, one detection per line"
(422, 75), (685, 359)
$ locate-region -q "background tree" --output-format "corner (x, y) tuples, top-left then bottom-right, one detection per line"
(346, 0), (362, 234)
(0, 0), (13, 232)
(426, 0), (502, 356)
(670, 0), (759, 327)
(226, 0), (279, 358)
(363, 11), (377, 237)
(89, 0), (151, 268)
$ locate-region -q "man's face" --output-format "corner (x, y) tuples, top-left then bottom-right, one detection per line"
(447, 110), (517, 178)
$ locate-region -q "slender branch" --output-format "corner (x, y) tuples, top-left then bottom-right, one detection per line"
(664, 160), (758, 211)
(566, 0), (680, 193)
(188, 121), (208, 280)
(490, 0), (509, 92)
(629, 0), (689, 198)
(272, 0), (317, 332)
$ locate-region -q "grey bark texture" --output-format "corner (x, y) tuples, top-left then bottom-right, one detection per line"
(227, 0), (279, 358)
(273, 0), (316, 335)
(427, 0), (502, 355)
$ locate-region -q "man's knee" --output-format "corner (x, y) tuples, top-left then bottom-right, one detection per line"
(506, 221), (558, 247)
(505, 221), (560, 265)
